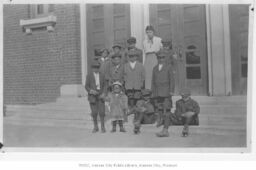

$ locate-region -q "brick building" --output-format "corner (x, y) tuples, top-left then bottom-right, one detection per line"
(3, 4), (250, 105)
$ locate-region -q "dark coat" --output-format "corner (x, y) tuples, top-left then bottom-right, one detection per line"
(151, 63), (175, 97)
(85, 72), (105, 103)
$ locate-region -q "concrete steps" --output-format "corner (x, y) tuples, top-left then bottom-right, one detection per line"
(4, 96), (247, 136)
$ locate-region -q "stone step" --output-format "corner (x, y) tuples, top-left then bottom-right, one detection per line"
(4, 116), (246, 136)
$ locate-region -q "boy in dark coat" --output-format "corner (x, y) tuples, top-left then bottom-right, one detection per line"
(124, 37), (143, 63)
(156, 88), (200, 137)
(151, 49), (175, 127)
(85, 61), (106, 133)
(132, 89), (155, 134)
(124, 49), (145, 109)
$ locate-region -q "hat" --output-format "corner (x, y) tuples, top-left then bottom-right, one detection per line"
(91, 60), (100, 68)
(162, 40), (172, 47)
(142, 89), (152, 96)
(128, 48), (139, 56)
(112, 81), (122, 87)
(127, 37), (136, 44)
(111, 53), (122, 59)
(145, 25), (155, 32)
(100, 48), (110, 54)
(180, 88), (191, 96)
(156, 49), (168, 57)
(112, 44), (122, 49)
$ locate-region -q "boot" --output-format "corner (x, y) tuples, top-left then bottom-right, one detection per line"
(92, 116), (99, 133)
(182, 126), (189, 137)
(100, 116), (106, 133)
(119, 120), (126, 132)
(111, 121), (117, 133)
(156, 128), (169, 137)
(134, 126), (141, 134)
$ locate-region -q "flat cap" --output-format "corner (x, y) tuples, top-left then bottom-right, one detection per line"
(179, 88), (191, 96)
(127, 48), (139, 56)
(142, 89), (152, 96)
(127, 37), (136, 44)
(91, 60), (100, 67)
(145, 25), (155, 32)
(156, 49), (169, 57)
(112, 44), (122, 49)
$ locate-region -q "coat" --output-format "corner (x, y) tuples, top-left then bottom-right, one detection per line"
(85, 72), (105, 103)
(104, 61), (125, 86)
(151, 63), (175, 97)
(124, 62), (145, 90)
(105, 92), (128, 121)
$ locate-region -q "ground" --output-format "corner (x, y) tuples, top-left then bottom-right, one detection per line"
(3, 123), (246, 148)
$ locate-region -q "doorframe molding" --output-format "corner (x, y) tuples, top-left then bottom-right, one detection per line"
(80, 4), (87, 86)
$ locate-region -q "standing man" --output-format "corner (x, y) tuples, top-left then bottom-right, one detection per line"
(151, 49), (175, 127)
(125, 37), (143, 63)
(85, 61), (106, 133)
(143, 25), (163, 89)
(124, 48), (145, 109)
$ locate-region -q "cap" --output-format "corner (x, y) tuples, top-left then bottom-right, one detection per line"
(161, 40), (172, 47)
(142, 89), (152, 96)
(111, 53), (122, 59)
(128, 48), (139, 56)
(112, 44), (122, 49)
(127, 37), (136, 44)
(91, 60), (101, 68)
(145, 25), (155, 32)
(156, 49), (169, 57)
(100, 48), (110, 54)
(112, 81), (122, 87)
(179, 88), (191, 96)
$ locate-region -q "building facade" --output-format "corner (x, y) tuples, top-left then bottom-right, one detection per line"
(3, 4), (250, 105)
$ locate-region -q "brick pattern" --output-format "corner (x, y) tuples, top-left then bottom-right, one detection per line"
(3, 4), (81, 104)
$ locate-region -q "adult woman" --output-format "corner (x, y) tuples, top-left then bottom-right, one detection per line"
(143, 25), (163, 89)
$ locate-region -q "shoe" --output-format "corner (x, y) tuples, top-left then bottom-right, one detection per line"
(101, 127), (106, 133)
(111, 121), (117, 133)
(92, 127), (99, 133)
(120, 127), (126, 132)
(182, 127), (189, 137)
(156, 128), (169, 137)
(134, 128), (140, 134)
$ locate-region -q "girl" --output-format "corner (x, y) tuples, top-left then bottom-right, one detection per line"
(105, 81), (128, 132)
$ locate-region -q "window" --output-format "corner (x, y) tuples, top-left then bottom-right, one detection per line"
(30, 4), (54, 18)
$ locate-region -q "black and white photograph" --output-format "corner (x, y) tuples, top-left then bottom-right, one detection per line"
(0, 0), (254, 154)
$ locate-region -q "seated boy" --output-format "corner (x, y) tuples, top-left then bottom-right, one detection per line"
(132, 89), (155, 134)
(156, 88), (200, 137)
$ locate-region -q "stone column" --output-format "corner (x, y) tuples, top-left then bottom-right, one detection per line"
(206, 4), (232, 96)
(130, 4), (150, 64)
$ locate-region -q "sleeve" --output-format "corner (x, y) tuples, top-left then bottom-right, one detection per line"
(141, 64), (146, 85)
(151, 68), (156, 96)
(122, 95), (128, 110)
(85, 74), (90, 93)
(159, 37), (163, 49)
(138, 49), (143, 63)
(168, 66), (175, 94)
(192, 101), (200, 115)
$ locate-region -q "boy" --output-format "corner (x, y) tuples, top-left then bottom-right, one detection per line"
(151, 49), (175, 127)
(156, 88), (200, 137)
(132, 89), (155, 134)
(124, 49), (145, 109)
(85, 61), (106, 133)
(105, 81), (128, 132)
(125, 37), (143, 63)
(104, 53), (125, 91)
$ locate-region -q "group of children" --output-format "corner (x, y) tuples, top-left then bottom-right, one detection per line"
(85, 34), (200, 138)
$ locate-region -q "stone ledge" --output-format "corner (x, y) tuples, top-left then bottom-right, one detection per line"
(20, 15), (57, 34)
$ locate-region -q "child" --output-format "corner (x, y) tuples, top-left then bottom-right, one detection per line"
(105, 81), (128, 132)
(85, 61), (106, 133)
(156, 88), (200, 137)
(124, 48), (145, 109)
(125, 37), (143, 63)
(132, 89), (155, 134)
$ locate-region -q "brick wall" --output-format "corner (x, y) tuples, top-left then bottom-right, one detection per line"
(3, 4), (81, 105)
